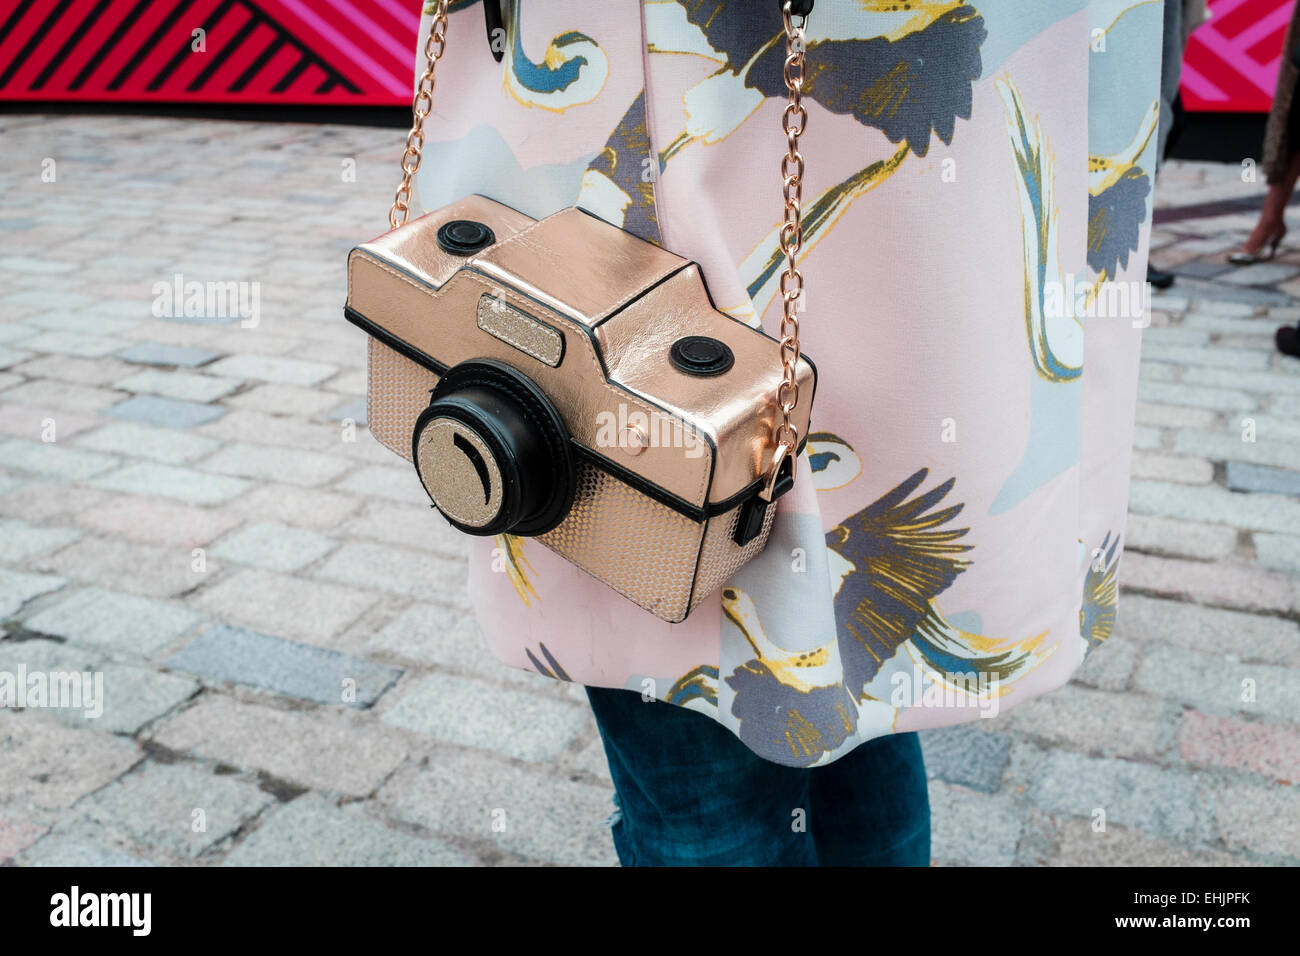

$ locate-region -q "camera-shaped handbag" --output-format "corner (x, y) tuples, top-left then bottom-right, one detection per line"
(346, 0), (816, 622)
(346, 195), (815, 622)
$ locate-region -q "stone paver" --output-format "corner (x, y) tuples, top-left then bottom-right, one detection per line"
(92, 461), (250, 505)
(225, 382), (344, 417)
(198, 441), (352, 487)
(379, 673), (589, 762)
(1029, 751), (1200, 841)
(221, 794), (472, 866)
(0, 567), (66, 617)
(0, 403), (99, 442)
(115, 342), (220, 368)
(73, 420), (221, 464)
(1115, 593), (1300, 666)
(165, 623), (401, 707)
(919, 724), (1013, 794)
(375, 749), (618, 866)
(14, 354), (137, 387)
(149, 694), (409, 799)
(1254, 532), (1300, 574)
(927, 781), (1022, 867)
(3, 379), (122, 416)
(16, 836), (154, 867)
(192, 570), (377, 644)
(0, 519), (82, 562)
(205, 354), (337, 387)
(343, 502), (466, 557)
(0, 813), (48, 862)
(1209, 779), (1300, 859)
(1072, 635), (1139, 691)
(224, 483), (361, 530)
(74, 494), (241, 549)
(995, 683), (1168, 760)
(313, 542), (469, 604)
(1122, 513), (1237, 561)
(1134, 643), (1300, 723)
(33, 536), (211, 599)
(1130, 450), (1213, 484)
(1049, 819), (1249, 867)
(334, 464), (431, 506)
(208, 521), (336, 571)
(364, 603), (543, 687)
(0, 437), (118, 481)
(1226, 460), (1300, 496)
(1120, 551), (1299, 613)
(49, 761), (274, 861)
(1179, 710), (1300, 783)
(1, 121), (1295, 867)
(0, 710), (142, 811)
(106, 394), (227, 429)
(196, 408), (335, 451)
(24, 587), (200, 655)
(115, 369), (240, 404)
(17, 330), (126, 358)
(0, 637), (198, 734)
(0, 347), (33, 369)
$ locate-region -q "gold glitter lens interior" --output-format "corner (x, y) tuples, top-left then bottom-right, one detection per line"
(415, 417), (503, 528)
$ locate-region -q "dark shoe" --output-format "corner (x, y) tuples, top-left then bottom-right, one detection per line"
(1276, 325), (1300, 357)
(1146, 264), (1175, 289)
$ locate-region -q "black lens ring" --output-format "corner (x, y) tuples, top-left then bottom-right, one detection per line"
(413, 394), (528, 536)
(417, 358), (575, 536)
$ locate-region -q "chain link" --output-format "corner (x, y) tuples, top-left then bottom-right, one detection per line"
(389, 0), (450, 230)
(772, 1), (808, 471)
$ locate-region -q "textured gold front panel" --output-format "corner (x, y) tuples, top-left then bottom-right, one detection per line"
(367, 338), (438, 462)
(535, 461), (776, 622)
(691, 499), (778, 608)
(368, 335), (776, 621)
(539, 460), (704, 622)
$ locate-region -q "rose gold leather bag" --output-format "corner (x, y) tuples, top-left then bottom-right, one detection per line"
(344, 1), (816, 623)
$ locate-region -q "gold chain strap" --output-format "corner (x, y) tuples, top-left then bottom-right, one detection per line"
(390, 0), (809, 489)
(769, 0), (807, 489)
(389, 0), (450, 230)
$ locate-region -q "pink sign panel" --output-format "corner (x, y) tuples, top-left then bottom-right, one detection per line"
(1181, 0), (1296, 112)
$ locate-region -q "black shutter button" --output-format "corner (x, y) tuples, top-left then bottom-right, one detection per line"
(437, 220), (495, 255)
(670, 335), (734, 376)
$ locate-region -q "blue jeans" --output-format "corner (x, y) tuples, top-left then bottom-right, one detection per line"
(586, 686), (931, 866)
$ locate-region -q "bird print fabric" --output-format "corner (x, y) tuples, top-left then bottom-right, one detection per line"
(416, 0), (1161, 766)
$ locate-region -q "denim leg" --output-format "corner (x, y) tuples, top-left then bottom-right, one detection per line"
(585, 686), (818, 866)
(808, 731), (931, 866)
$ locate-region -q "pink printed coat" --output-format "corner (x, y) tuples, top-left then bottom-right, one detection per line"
(404, 0), (1161, 766)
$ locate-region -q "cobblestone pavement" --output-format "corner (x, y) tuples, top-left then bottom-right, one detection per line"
(0, 114), (1297, 867)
